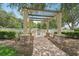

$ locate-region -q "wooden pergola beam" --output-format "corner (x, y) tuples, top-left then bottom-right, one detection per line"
(29, 17), (51, 20)
(23, 7), (60, 13)
(29, 14), (54, 17)
(30, 19), (43, 21)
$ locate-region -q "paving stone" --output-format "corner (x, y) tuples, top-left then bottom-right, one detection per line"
(32, 36), (68, 56)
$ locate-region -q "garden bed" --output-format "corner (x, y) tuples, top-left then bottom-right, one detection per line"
(0, 45), (18, 56)
(0, 39), (16, 46)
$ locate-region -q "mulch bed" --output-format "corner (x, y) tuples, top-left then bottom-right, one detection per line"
(0, 39), (16, 46)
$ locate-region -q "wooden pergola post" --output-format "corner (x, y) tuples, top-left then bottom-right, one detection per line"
(46, 20), (49, 33)
(16, 9), (34, 56)
(45, 19), (50, 37)
(56, 12), (62, 35)
(29, 20), (32, 36)
(22, 9), (29, 34)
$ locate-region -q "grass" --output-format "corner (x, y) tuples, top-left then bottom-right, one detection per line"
(0, 45), (17, 56)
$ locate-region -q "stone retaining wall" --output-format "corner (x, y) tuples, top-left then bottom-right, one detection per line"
(48, 35), (79, 56)
(15, 34), (34, 56)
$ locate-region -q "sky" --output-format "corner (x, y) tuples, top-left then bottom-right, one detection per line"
(1, 3), (61, 19)
(1, 3), (23, 19)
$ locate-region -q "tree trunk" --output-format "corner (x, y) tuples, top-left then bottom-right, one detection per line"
(66, 22), (75, 30)
(71, 21), (75, 30)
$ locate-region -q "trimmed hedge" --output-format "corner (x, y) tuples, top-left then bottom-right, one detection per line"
(54, 31), (79, 38)
(74, 28), (79, 31)
(0, 31), (16, 39)
(62, 31), (79, 38)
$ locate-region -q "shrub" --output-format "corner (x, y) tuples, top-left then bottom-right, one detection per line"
(74, 28), (79, 31)
(62, 31), (79, 38)
(54, 32), (57, 34)
(0, 45), (17, 56)
(0, 30), (16, 39)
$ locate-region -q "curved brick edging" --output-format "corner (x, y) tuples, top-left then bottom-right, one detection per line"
(48, 35), (79, 56)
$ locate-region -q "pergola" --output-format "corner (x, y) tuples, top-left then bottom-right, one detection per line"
(16, 7), (62, 55)
(20, 7), (62, 36)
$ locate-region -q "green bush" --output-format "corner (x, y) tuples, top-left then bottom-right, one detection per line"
(54, 31), (57, 34)
(62, 31), (79, 38)
(74, 28), (79, 31)
(0, 45), (17, 56)
(0, 30), (16, 39)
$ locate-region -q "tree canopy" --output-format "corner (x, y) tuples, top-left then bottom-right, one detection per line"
(0, 9), (22, 28)
(62, 3), (79, 30)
